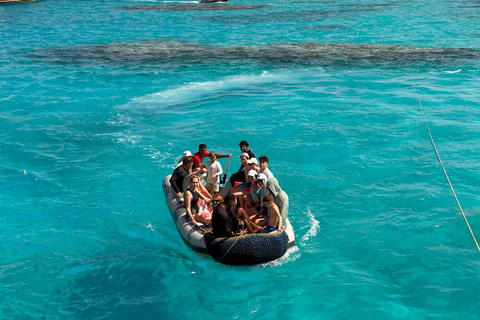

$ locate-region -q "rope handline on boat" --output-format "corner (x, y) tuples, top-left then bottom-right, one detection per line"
(412, 82), (480, 255)
(218, 230), (246, 263)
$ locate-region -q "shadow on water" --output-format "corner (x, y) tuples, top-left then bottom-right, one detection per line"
(113, 4), (271, 11)
(28, 39), (480, 70)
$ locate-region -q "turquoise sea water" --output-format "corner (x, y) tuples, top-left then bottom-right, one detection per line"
(1, 0), (480, 318)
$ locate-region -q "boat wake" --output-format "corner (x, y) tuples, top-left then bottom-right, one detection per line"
(257, 246), (300, 268)
(123, 70), (308, 108)
(300, 207), (320, 246)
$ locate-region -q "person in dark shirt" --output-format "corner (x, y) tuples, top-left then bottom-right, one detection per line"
(170, 156), (193, 199)
(229, 140), (255, 184)
(212, 194), (261, 237)
(212, 194), (243, 238)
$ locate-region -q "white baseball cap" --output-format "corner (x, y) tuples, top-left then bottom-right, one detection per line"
(247, 170), (258, 177)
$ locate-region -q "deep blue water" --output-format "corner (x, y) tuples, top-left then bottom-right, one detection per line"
(1, 0), (480, 319)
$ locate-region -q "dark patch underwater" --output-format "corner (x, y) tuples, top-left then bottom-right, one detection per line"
(27, 39), (480, 70)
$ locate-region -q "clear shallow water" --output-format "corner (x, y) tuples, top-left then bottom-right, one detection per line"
(1, 0), (480, 319)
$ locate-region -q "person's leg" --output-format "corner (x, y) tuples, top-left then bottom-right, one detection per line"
(245, 206), (258, 216)
(238, 194), (247, 209)
(244, 193), (257, 209)
(237, 208), (263, 232)
(194, 214), (211, 225)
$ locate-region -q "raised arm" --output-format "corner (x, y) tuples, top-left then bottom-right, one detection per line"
(215, 153), (232, 160)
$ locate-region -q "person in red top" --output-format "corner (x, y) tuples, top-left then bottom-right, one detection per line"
(192, 143), (231, 166)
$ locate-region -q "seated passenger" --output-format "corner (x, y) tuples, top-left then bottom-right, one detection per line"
(212, 194), (244, 238)
(261, 194), (283, 233)
(170, 156), (193, 200)
(231, 169), (257, 209)
(183, 163), (211, 199)
(205, 151), (223, 194)
(244, 171), (260, 210)
(265, 177), (289, 221)
(198, 198), (216, 221)
(228, 141), (255, 184)
(212, 194), (261, 237)
(184, 176), (212, 225)
(258, 155), (274, 179)
(246, 174), (269, 225)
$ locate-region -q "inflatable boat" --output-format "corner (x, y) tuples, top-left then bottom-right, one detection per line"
(162, 175), (295, 265)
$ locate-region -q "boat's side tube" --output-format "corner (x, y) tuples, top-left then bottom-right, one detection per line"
(163, 175), (208, 254)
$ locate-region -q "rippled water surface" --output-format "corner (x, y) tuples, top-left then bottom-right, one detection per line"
(1, 0), (480, 319)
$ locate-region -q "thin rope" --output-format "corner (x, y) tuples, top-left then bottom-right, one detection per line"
(218, 230), (245, 263)
(412, 82), (480, 254)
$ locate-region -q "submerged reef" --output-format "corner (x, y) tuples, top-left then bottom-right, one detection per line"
(29, 39), (480, 69)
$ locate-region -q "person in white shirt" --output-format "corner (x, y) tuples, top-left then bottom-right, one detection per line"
(258, 155), (274, 179)
(205, 151), (223, 194)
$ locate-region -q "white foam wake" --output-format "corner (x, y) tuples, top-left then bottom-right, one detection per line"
(300, 207), (320, 245)
(122, 69), (322, 109)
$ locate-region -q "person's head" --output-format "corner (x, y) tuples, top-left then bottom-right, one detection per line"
(198, 144), (207, 156)
(239, 140), (249, 153)
(206, 200), (214, 209)
(257, 173), (267, 188)
(263, 194), (274, 207)
(258, 155), (269, 171)
(183, 156), (193, 169)
(212, 194), (223, 207)
(223, 194), (236, 208)
(240, 152), (249, 165)
(192, 163), (200, 172)
(189, 176), (200, 189)
(247, 170), (257, 182)
(247, 158), (258, 166)
(209, 151), (217, 162)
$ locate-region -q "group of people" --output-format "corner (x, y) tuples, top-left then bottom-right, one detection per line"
(169, 141), (289, 238)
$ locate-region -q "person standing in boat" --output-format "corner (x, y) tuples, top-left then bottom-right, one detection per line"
(205, 151), (223, 194)
(192, 143), (231, 166)
(170, 156), (193, 200)
(184, 176), (212, 225)
(175, 150), (192, 169)
(228, 140), (256, 184)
